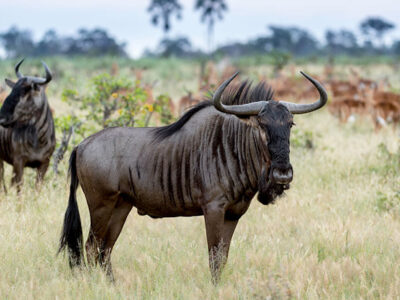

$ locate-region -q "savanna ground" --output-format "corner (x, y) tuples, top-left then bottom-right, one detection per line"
(0, 57), (399, 299)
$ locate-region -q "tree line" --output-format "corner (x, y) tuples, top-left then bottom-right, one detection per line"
(148, 17), (400, 58)
(146, 1), (399, 57)
(0, 0), (225, 59)
(0, 0), (398, 59)
(0, 27), (127, 58)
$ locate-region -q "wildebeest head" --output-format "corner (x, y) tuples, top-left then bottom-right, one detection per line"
(0, 59), (52, 127)
(213, 72), (328, 204)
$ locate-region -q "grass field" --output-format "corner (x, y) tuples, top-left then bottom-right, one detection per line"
(0, 57), (399, 299)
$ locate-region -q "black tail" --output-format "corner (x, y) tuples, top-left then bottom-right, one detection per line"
(58, 147), (84, 267)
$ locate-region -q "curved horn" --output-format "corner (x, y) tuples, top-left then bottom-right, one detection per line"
(34, 61), (52, 85)
(279, 71), (328, 114)
(213, 72), (266, 116)
(28, 61), (52, 85)
(15, 58), (25, 78)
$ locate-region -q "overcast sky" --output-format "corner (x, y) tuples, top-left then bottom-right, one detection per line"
(1, 0), (399, 57)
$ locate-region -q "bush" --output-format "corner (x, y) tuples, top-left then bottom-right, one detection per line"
(376, 142), (400, 176)
(291, 127), (314, 149)
(61, 73), (174, 128)
(55, 73), (175, 173)
(52, 115), (91, 174)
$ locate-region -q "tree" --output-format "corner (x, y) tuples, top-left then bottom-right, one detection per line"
(148, 0), (182, 34)
(267, 26), (318, 56)
(195, 0), (228, 52)
(289, 27), (318, 56)
(0, 27), (127, 57)
(213, 41), (256, 57)
(268, 26), (292, 51)
(212, 26), (319, 58)
(159, 36), (192, 57)
(325, 29), (359, 56)
(144, 36), (203, 58)
(251, 37), (272, 52)
(35, 30), (63, 56)
(392, 40), (400, 56)
(65, 28), (127, 56)
(0, 26), (35, 58)
(360, 17), (395, 46)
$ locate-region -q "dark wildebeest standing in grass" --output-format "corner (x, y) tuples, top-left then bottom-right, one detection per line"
(59, 72), (327, 282)
(0, 59), (55, 191)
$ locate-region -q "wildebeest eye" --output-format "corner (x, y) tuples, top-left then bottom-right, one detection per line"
(32, 83), (40, 91)
(22, 85), (32, 94)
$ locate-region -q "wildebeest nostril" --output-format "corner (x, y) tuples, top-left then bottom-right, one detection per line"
(272, 168), (293, 184)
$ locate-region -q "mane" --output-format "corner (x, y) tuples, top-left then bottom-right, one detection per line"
(153, 101), (212, 140)
(152, 80), (274, 140)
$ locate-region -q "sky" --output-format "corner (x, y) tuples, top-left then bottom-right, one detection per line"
(0, 0), (399, 58)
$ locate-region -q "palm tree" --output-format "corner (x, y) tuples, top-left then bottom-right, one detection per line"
(148, 0), (183, 35)
(195, 0), (227, 53)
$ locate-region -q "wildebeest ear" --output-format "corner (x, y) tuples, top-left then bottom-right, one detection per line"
(5, 78), (16, 88)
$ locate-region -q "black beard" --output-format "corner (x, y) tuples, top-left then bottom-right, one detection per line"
(257, 168), (289, 205)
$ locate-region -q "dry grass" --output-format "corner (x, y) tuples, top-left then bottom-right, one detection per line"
(0, 61), (399, 299)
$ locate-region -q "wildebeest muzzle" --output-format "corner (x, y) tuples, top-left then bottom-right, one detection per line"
(257, 164), (292, 205)
(270, 165), (293, 185)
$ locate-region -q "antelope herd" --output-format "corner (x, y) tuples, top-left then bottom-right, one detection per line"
(161, 62), (400, 130)
(326, 69), (399, 129)
(1, 61), (399, 140)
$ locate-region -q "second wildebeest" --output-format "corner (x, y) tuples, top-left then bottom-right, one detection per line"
(0, 59), (55, 191)
(59, 71), (328, 282)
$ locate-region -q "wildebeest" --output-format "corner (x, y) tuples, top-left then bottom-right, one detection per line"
(59, 71), (327, 282)
(0, 59), (55, 191)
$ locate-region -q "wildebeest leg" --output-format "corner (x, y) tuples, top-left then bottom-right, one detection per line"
(204, 208), (239, 284)
(220, 218), (239, 261)
(36, 160), (49, 188)
(0, 160), (7, 193)
(11, 160), (24, 193)
(85, 193), (119, 269)
(99, 196), (133, 280)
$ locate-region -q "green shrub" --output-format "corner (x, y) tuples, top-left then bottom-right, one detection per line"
(291, 127), (314, 149)
(376, 142), (400, 176)
(61, 73), (174, 128)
